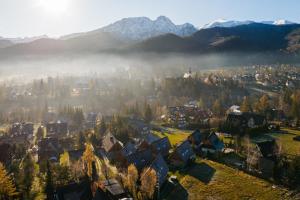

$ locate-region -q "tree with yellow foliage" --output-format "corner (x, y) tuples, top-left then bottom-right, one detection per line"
(59, 151), (70, 167)
(0, 162), (18, 199)
(82, 143), (95, 178)
(140, 167), (157, 200)
(127, 164), (138, 199)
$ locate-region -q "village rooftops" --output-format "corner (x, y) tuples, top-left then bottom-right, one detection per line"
(256, 140), (278, 159)
(102, 179), (126, 197)
(151, 137), (171, 157)
(174, 140), (195, 163)
(147, 154), (169, 187)
(101, 133), (123, 153)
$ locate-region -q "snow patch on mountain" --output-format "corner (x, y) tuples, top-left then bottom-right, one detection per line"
(62, 16), (198, 41)
(202, 19), (298, 29)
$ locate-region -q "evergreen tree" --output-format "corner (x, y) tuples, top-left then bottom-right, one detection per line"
(77, 131), (86, 150)
(45, 161), (54, 200)
(98, 119), (107, 136)
(36, 126), (45, 141)
(144, 104), (153, 123)
(212, 99), (223, 117)
(20, 154), (35, 198)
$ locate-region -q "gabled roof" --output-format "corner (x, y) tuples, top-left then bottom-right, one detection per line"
(151, 137), (171, 156)
(256, 140), (278, 158)
(141, 133), (160, 145)
(102, 179), (125, 196)
(55, 179), (93, 200)
(207, 132), (224, 151)
(148, 154), (169, 186)
(126, 149), (153, 171)
(189, 129), (203, 145)
(174, 140), (195, 163)
(101, 133), (123, 152)
(227, 112), (266, 126)
(121, 141), (137, 157)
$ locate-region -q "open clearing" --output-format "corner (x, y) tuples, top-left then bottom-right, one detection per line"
(165, 159), (292, 200)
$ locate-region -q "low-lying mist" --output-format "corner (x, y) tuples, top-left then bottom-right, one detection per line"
(0, 52), (299, 83)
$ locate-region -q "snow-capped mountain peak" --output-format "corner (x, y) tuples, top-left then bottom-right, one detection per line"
(202, 19), (298, 29)
(91, 16), (198, 41)
(201, 19), (254, 29)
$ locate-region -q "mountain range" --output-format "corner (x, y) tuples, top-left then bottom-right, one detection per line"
(201, 19), (296, 29)
(0, 16), (300, 57)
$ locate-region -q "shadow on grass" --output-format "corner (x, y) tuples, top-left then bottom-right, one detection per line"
(185, 162), (216, 184)
(162, 181), (188, 200)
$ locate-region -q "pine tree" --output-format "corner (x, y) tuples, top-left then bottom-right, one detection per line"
(144, 104), (153, 123)
(0, 162), (18, 199)
(45, 161), (54, 200)
(77, 131), (86, 150)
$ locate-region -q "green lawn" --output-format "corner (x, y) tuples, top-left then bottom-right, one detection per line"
(153, 128), (191, 146)
(165, 159), (292, 200)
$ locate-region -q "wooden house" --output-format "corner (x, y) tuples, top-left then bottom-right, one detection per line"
(170, 140), (195, 167)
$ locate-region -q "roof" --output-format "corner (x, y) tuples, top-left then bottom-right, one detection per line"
(55, 179), (93, 200)
(151, 137), (171, 156)
(149, 154), (169, 186)
(141, 133), (160, 144)
(189, 129), (203, 145)
(207, 132), (224, 151)
(227, 112), (266, 126)
(122, 141), (137, 156)
(101, 133), (123, 152)
(126, 149), (153, 171)
(174, 140), (195, 163)
(102, 179), (125, 196)
(256, 140), (277, 158)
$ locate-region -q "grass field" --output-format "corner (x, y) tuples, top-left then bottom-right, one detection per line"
(153, 128), (191, 146)
(252, 128), (300, 156)
(165, 159), (292, 200)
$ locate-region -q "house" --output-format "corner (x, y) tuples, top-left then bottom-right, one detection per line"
(226, 112), (267, 133)
(101, 133), (123, 153)
(38, 137), (62, 163)
(170, 140), (195, 167)
(188, 129), (203, 147)
(101, 179), (128, 200)
(101, 133), (123, 162)
(128, 119), (151, 135)
(151, 137), (171, 157)
(85, 112), (99, 129)
(201, 132), (225, 155)
(121, 141), (137, 157)
(10, 122), (34, 136)
(247, 140), (279, 177)
(55, 179), (93, 200)
(126, 149), (153, 171)
(46, 121), (68, 136)
(147, 154), (169, 187)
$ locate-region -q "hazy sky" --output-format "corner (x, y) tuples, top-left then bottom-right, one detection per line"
(1, 0), (300, 38)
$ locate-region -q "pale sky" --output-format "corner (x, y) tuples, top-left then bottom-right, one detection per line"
(1, 0), (300, 38)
